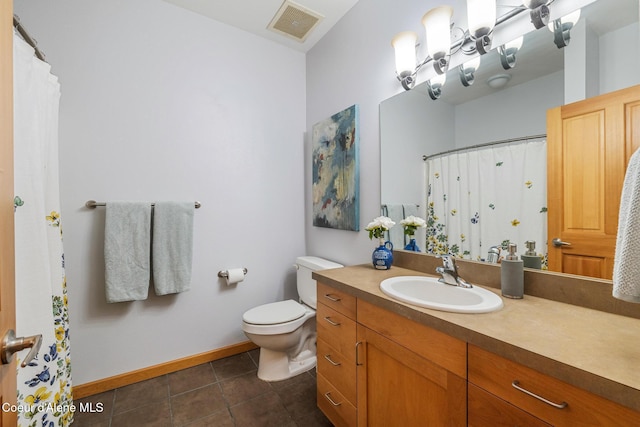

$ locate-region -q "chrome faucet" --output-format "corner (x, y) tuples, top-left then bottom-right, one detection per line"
(435, 255), (473, 288)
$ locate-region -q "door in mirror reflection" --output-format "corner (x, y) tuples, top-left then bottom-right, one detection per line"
(547, 84), (640, 279)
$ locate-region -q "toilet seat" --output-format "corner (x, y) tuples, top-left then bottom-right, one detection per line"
(242, 299), (315, 335)
(243, 300), (306, 325)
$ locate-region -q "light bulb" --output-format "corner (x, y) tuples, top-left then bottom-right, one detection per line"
(467, 0), (496, 38)
(391, 31), (418, 77)
(422, 6), (454, 58)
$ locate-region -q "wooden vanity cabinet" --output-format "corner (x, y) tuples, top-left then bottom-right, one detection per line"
(468, 345), (640, 427)
(316, 280), (467, 427)
(356, 300), (467, 427)
(316, 283), (357, 427)
(317, 281), (640, 426)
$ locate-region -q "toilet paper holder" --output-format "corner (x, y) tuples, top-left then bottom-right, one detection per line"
(218, 268), (248, 278)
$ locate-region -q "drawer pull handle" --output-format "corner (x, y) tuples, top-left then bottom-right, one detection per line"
(512, 381), (568, 409)
(324, 294), (342, 302)
(324, 392), (342, 407)
(324, 316), (341, 326)
(355, 341), (363, 366)
(324, 354), (341, 366)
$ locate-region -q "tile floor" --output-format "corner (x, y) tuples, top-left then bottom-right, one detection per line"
(73, 349), (333, 427)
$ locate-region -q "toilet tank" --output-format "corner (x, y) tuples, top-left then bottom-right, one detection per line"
(296, 256), (343, 309)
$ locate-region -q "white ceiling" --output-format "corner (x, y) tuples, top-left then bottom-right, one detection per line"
(162, 0), (361, 52)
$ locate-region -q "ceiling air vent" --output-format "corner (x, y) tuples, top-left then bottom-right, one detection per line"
(267, 0), (324, 43)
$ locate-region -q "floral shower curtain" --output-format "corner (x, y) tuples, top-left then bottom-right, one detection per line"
(13, 34), (73, 426)
(425, 138), (547, 266)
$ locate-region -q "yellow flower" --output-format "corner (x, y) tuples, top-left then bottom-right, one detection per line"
(25, 387), (52, 405)
(55, 326), (65, 341)
(46, 211), (60, 222)
(511, 219), (521, 226)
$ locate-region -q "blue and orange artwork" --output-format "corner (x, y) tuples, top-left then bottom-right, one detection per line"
(312, 104), (360, 231)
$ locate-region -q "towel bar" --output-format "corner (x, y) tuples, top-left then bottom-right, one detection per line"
(85, 200), (201, 209)
(218, 268), (248, 278)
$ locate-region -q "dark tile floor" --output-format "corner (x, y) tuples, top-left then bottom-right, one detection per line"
(73, 349), (333, 427)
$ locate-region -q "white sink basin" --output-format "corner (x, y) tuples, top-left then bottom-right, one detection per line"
(380, 276), (503, 313)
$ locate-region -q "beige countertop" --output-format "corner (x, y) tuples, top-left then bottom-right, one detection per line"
(313, 264), (640, 412)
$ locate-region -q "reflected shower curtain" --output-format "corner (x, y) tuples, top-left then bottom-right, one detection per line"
(13, 34), (73, 426)
(425, 139), (547, 266)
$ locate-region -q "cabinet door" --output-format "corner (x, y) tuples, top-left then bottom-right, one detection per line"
(356, 325), (466, 427)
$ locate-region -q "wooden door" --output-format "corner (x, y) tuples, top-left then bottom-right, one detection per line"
(547, 84), (640, 279)
(356, 324), (466, 427)
(0, 0), (17, 425)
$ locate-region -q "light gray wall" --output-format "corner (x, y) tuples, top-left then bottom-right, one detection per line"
(454, 71), (564, 148)
(380, 90), (455, 207)
(14, 0), (306, 385)
(305, 0), (442, 265)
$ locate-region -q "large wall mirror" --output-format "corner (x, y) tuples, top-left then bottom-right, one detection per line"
(380, 0), (639, 279)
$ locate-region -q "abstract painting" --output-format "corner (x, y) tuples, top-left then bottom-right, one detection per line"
(312, 104), (360, 231)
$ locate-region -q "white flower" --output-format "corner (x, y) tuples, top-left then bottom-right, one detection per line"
(365, 216), (395, 239)
(366, 216), (396, 231)
(400, 215), (427, 228)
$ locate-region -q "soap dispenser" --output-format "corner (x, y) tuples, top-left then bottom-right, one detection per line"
(521, 240), (542, 269)
(501, 243), (524, 299)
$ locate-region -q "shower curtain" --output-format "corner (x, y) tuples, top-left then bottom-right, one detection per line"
(425, 139), (547, 266)
(13, 34), (73, 426)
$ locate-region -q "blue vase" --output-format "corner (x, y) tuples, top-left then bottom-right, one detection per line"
(404, 237), (421, 252)
(372, 240), (393, 270)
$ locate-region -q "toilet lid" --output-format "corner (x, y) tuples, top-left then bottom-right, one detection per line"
(243, 300), (306, 325)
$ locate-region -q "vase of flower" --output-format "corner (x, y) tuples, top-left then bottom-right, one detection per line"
(372, 238), (394, 270)
(400, 215), (427, 252)
(365, 216), (396, 270)
(404, 236), (420, 252)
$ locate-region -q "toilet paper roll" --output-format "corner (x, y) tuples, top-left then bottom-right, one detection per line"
(225, 268), (245, 285)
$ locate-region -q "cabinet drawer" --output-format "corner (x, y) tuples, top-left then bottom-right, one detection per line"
(469, 383), (551, 427)
(317, 373), (357, 427)
(317, 303), (356, 361)
(317, 338), (356, 405)
(317, 282), (356, 319)
(468, 345), (640, 427)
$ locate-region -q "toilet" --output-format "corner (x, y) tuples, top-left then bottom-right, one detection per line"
(242, 256), (343, 381)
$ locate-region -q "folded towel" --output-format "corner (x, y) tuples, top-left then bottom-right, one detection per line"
(152, 202), (194, 295)
(403, 204), (419, 218)
(105, 202), (152, 303)
(613, 149), (640, 303)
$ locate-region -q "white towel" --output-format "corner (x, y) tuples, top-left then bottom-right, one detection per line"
(105, 202), (151, 303)
(613, 149), (640, 303)
(403, 204), (419, 218)
(152, 202), (194, 295)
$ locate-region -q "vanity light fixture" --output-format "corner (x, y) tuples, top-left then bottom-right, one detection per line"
(459, 56), (481, 87)
(392, 31), (419, 90)
(498, 36), (524, 70)
(467, 0), (497, 55)
(391, 0), (577, 95)
(427, 73), (447, 100)
(422, 6), (454, 75)
(548, 9), (581, 48)
(521, 0), (551, 29)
